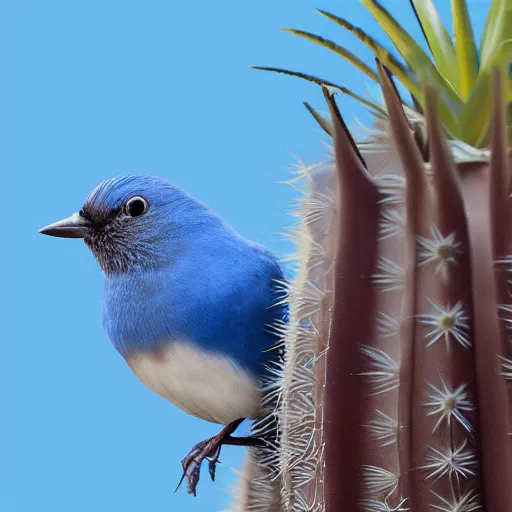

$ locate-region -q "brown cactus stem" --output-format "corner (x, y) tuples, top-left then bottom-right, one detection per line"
(425, 85), (474, 346)
(464, 67), (512, 510)
(424, 87), (481, 500)
(424, 86), (470, 265)
(378, 63), (432, 508)
(322, 87), (380, 511)
(459, 160), (512, 510)
(490, 68), (512, 305)
(489, 66), (512, 509)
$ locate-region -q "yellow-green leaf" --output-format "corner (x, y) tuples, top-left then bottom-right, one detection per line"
(361, 0), (463, 111)
(315, 9), (421, 100)
(250, 66), (387, 115)
(282, 29), (378, 82)
(410, 0), (460, 93)
(298, 8), (459, 135)
(316, 9), (407, 76)
(480, 0), (512, 65)
(461, 76), (491, 146)
(508, 102), (512, 145)
(250, 66), (342, 88)
(480, 0), (500, 60)
(451, 0), (479, 100)
(461, 39), (512, 146)
(304, 102), (333, 136)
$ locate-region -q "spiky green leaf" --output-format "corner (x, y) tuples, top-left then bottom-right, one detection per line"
(461, 43), (512, 145)
(480, 0), (512, 65)
(360, 0), (463, 111)
(451, 0), (479, 100)
(316, 9), (407, 76)
(250, 66), (387, 116)
(282, 29), (379, 82)
(304, 102), (333, 136)
(410, 0), (460, 93)
(315, 10), (422, 102)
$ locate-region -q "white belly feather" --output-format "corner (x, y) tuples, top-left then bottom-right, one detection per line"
(125, 340), (262, 425)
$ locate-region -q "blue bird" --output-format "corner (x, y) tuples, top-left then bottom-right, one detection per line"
(39, 175), (286, 494)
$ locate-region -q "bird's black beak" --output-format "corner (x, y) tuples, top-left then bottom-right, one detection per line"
(39, 213), (92, 239)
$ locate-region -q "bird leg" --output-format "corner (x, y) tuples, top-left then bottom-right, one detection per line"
(175, 418), (265, 496)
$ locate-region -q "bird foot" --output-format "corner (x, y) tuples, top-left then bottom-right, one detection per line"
(175, 418), (244, 496)
(175, 436), (222, 495)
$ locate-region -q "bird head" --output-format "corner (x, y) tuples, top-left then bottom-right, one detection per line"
(39, 175), (212, 275)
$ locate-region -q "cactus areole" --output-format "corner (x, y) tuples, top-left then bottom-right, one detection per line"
(251, 1), (512, 511)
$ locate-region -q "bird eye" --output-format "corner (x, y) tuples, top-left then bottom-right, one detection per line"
(124, 196), (149, 217)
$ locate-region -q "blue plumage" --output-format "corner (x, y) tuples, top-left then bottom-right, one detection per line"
(101, 223), (284, 378)
(40, 175), (286, 446)
(84, 175), (284, 378)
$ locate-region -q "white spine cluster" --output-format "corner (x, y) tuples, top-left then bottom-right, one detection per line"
(275, 161), (337, 512)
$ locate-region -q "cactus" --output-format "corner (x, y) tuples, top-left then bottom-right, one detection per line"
(272, 70), (512, 511)
(226, 1), (512, 510)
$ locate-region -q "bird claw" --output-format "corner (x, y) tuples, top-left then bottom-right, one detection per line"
(174, 418), (244, 496)
(175, 437), (223, 496)
(207, 445), (222, 482)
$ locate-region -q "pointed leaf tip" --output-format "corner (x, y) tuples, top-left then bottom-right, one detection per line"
(304, 102), (333, 136)
(284, 28), (379, 82)
(322, 86), (367, 170)
(451, 0), (478, 100)
(377, 60), (428, 192)
(409, 0), (459, 92)
(318, 7), (423, 104)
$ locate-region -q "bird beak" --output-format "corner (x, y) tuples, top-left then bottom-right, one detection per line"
(39, 212), (92, 239)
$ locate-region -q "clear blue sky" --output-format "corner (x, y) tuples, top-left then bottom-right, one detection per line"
(4, 1), (489, 511)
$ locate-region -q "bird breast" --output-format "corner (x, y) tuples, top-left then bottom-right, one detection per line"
(125, 340), (262, 425)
